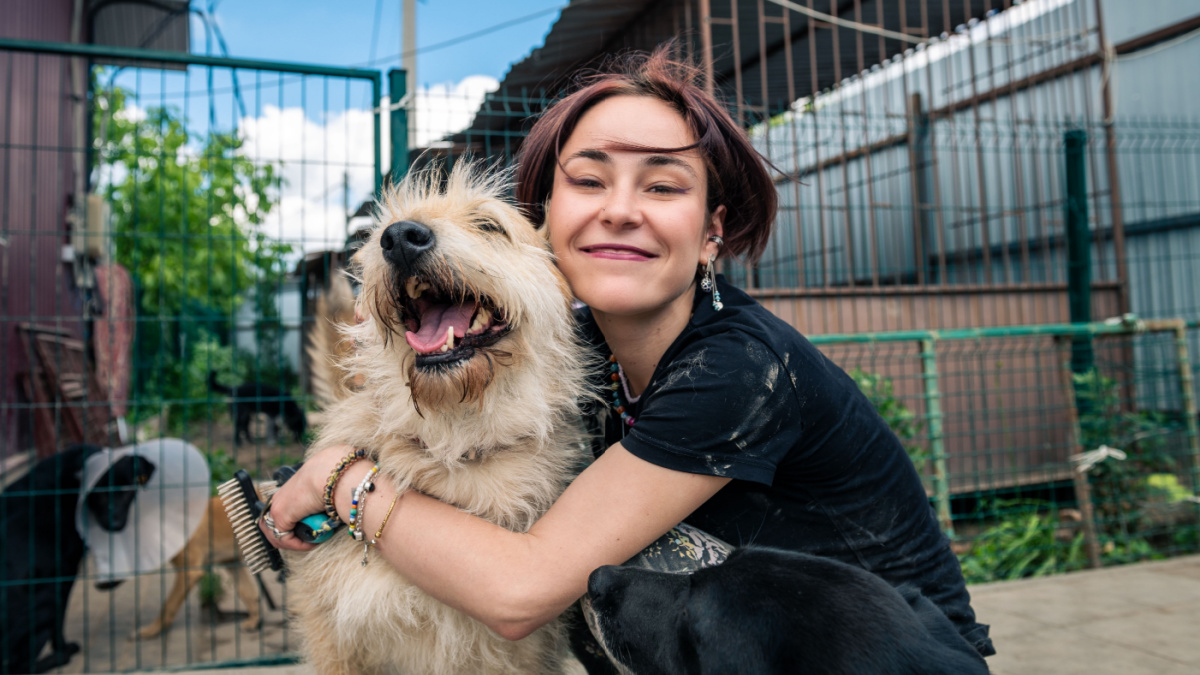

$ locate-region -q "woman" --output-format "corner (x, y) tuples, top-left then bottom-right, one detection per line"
(265, 47), (993, 662)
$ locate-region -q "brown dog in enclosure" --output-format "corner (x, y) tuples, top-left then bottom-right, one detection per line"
(133, 496), (262, 639)
(287, 161), (591, 675)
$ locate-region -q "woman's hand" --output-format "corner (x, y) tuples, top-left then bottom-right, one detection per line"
(259, 444), (357, 551)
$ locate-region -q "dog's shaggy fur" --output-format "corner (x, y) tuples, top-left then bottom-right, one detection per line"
(287, 161), (591, 675)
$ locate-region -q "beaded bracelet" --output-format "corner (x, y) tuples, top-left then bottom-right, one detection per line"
(347, 464), (379, 542)
(323, 448), (368, 522)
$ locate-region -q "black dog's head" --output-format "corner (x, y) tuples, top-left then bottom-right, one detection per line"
(85, 455), (156, 533)
(587, 547), (988, 675)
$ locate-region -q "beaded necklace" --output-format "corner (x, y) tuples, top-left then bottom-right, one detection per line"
(608, 354), (639, 429)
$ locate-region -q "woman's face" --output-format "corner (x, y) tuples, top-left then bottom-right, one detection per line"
(546, 95), (724, 320)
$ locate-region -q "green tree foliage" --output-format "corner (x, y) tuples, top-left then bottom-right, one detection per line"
(91, 76), (293, 425)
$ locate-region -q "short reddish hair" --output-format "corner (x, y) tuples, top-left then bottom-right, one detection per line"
(515, 45), (777, 264)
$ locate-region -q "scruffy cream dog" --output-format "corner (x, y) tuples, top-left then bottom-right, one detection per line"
(290, 161), (591, 675)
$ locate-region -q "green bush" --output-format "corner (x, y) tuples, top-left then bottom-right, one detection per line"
(1073, 370), (1180, 533)
(958, 501), (1087, 584)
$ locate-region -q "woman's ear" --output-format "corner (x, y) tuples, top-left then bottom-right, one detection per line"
(701, 205), (727, 263)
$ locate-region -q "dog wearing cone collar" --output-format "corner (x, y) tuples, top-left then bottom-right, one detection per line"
(287, 161), (591, 675)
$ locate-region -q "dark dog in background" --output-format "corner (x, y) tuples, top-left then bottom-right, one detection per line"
(587, 547), (990, 675)
(0, 445), (155, 674)
(208, 371), (307, 446)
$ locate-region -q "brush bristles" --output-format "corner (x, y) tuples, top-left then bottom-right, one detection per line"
(218, 477), (279, 576)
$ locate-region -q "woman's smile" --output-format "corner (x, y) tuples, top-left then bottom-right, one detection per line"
(579, 243), (658, 260)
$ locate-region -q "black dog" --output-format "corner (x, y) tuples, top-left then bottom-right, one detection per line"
(208, 371), (307, 446)
(0, 445), (155, 674)
(587, 547), (990, 675)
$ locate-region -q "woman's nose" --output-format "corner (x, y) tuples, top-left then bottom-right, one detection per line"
(599, 185), (642, 227)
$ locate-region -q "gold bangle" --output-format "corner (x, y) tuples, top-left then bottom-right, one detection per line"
(374, 491), (401, 540)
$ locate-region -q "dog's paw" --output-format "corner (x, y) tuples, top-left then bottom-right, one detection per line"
(240, 617), (262, 633)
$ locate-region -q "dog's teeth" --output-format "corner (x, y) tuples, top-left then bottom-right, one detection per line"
(405, 277), (421, 299)
(446, 326), (455, 350)
(470, 308), (490, 334)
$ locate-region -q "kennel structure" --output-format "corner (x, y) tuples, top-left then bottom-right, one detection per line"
(2, 0), (1200, 671)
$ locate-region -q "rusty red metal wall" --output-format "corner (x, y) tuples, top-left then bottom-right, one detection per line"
(0, 0), (82, 459)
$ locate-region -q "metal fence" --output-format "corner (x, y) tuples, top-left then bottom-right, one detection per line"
(2, 1), (1200, 672)
(1, 38), (380, 672)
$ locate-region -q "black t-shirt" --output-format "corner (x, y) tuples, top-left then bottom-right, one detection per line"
(578, 276), (994, 657)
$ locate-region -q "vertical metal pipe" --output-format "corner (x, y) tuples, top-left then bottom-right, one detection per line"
(1173, 324), (1200, 530)
(807, 0), (828, 289)
(730, 0), (744, 126)
(1092, 0), (1129, 316)
(907, 93), (928, 286)
(855, 0), (880, 288)
(1058, 339), (1104, 569)
(388, 69), (407, 186)
(700, 0), (715, 95)
(831, 2), (857, 294)
(964, 2), (993, 285)
(920, 338), (954, 536)
(1065, 128), (1094, 374)
(781, 7), (805, 289)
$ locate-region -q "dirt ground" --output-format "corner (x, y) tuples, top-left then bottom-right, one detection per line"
(53, 557), (293, 673)
(39, 411), (326, 673)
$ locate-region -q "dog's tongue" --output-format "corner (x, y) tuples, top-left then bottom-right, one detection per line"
(405, 302), (475, 354)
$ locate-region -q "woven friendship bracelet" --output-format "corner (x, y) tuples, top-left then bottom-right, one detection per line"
(323, 448), (368, 521)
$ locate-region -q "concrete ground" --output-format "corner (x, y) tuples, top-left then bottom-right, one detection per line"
(61, 554), (1200, 674)
(971, 553), (1200, 675)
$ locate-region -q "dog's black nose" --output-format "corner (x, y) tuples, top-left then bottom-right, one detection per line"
(380, 220), (435, 273)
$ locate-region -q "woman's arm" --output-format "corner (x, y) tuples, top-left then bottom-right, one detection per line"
(264, 442), (730, 640)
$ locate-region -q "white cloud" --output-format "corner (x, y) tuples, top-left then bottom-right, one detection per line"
(236, 104), (377, 254)
(412, 75), (499, 148)
(231, 74), (500, 256)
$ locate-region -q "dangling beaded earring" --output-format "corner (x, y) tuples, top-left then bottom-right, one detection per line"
(702, 235), (724, 311)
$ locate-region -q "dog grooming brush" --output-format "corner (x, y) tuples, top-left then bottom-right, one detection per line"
(218, 466), (340, 575)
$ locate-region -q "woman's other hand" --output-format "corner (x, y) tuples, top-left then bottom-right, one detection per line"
(259, 443), (357, 551)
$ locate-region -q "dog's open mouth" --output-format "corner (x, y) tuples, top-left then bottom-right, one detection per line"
(400, 275), (510, 366)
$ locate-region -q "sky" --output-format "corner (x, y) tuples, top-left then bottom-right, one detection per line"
(112, 1), (570, 254)
(195, 0), (565, 88)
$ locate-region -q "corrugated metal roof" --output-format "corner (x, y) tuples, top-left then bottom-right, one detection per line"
(451, 0), (995, 150)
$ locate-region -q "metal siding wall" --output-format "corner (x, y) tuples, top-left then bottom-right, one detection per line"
(0, 0), (80, 459)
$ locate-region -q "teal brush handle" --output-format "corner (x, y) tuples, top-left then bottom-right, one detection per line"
(295, 514), (339, 544)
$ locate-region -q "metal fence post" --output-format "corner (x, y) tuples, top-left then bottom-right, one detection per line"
(1065, 129), (1094, 376)
(920, 338), (953, 537)
(388, 68), (409, 185)
(1057, 339), (1104, 569)
(1172, 323), (1200, 535)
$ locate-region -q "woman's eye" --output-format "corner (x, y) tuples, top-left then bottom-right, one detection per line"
(565, 175), (602, 189)
(649, 184), (686, 195)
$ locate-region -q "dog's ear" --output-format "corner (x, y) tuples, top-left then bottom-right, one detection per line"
(134, 456), (157, 487)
